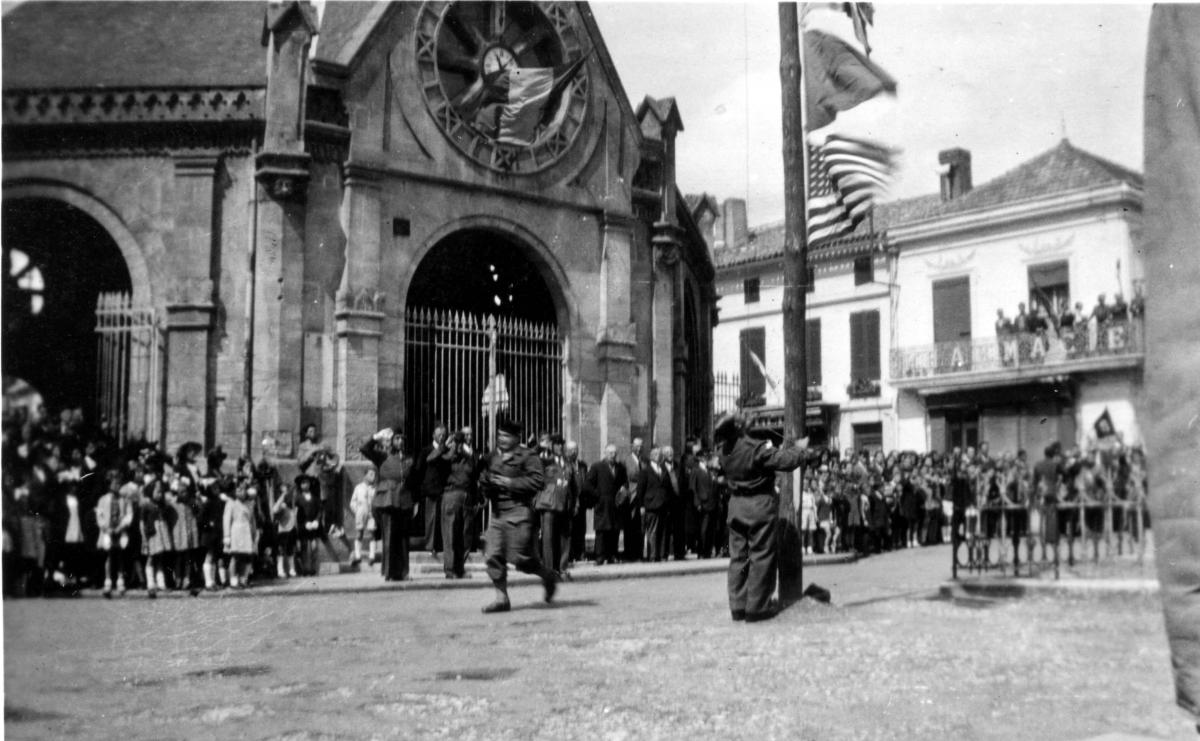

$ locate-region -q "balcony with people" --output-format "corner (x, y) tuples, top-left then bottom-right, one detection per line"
(890, 285), (1145, 389)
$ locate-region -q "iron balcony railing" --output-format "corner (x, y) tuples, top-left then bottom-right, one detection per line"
(890, 317), (1144, 383)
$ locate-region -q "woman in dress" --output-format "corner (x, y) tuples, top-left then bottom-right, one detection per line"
(223, 483), (259, 588)
(171, 442), (206, 594)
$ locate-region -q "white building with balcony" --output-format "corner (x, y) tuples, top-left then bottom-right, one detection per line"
(708, 200), (894, 451)
(707, 139), (1144, 455)
(888, 141), (1143, 454)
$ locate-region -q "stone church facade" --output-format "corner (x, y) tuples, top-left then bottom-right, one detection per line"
(2, 1), (715, 465)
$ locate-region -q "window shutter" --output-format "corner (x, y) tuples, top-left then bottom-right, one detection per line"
(865, 310), (880, 381)
(806, 318), (822, 386)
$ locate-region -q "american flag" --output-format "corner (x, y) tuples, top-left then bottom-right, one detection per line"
(806, 134), (895, 246)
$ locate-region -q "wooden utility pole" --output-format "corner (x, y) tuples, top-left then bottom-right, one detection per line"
(777, 2), (808, 604)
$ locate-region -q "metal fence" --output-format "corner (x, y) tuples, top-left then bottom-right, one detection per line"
(94, 292), (164, 445)
(713, 371), (741, 416)
(403, 308), (563, 449)
(952, 478), (1148, 580)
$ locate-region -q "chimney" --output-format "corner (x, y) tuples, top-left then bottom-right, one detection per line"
(939, 148), (973, 201)
(720, 198), (748, 248)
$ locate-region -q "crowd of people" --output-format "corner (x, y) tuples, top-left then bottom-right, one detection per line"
(994, 287), (1144, 340)
(2, 399), (1149, 599)
(796, 437), (1148, 564)
(2, 407), (346, 598)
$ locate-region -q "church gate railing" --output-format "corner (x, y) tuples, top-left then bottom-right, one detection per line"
(95, 292), (164, 445)
(403, 308), (563, 450)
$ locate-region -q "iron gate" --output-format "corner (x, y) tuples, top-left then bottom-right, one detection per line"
(404, 307), (563, 448)
(95, 291), (164, 445)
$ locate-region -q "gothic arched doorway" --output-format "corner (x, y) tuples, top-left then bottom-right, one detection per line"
(404, 229), (563, 450)
(2, 198), (134, 428)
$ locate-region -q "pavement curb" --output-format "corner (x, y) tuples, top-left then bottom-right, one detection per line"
(940, 577), (1160, 600)
(67, 553), (860, 600)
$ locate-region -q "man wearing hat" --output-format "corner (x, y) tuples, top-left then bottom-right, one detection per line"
(714, 411), (818, 622)
(478, 417), (559, 612)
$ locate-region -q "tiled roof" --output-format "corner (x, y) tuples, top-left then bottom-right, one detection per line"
(712, 139), (1142, 269)
(2, 1), (268, 90)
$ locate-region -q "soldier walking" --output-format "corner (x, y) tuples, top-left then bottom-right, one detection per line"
(715, 412), (815, 622)
(479, 418), (559, 613)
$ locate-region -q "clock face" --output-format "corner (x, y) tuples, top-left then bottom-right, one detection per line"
(415, 1), (590, 173)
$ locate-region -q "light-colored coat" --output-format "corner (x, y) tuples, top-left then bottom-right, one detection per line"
(223, 498), (258, 555)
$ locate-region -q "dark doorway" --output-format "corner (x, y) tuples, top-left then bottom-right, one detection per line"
(2, 198), (132, 413)
(406, 229), (556, 325)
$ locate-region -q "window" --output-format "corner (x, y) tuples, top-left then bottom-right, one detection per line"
(806, 318), (822, 387)
(932, 276), (972, 343)
(852, 422), (883, 452)
(743, 277), (760, 304)
(849, 310), (880, 382)
(854, 255), (874, 286)
(6, 248), (45, 315)
(805, 266), (816, 294)
(1028, 261), (1069, 318)
(738, 327), (766, 404)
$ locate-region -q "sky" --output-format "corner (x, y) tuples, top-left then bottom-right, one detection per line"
(589, 3), (1152, 228)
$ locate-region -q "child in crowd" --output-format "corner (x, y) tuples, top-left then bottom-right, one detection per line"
(95, 469), (134, 597)
(272, 483), (298, 578)
(349, 468), (376, 566)
(223, 483), (259, 589)
(295, 476), (323, 576)
(139, 467), (173, 598)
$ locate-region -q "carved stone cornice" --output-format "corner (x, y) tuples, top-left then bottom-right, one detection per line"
(305, 121), (351, 165)
(595, 323), (638, 365)
(165, 278), (215, 329)
(341, 162), (383, 190)
(174, 155), (220, 177)
(3, 121), (260, 159)
(255, 150), (311, 200)
(601, 210), (638, 235)
(334, 306), (386, 339)
(336, 287), (387, 315)
(3, 87), (265, 127)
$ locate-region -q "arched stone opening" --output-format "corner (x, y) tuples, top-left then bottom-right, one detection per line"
(2, 197), (133, 418)
(402, 228), (565, 450)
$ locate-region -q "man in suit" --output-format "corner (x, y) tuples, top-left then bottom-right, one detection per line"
(638, 447), (674, 562)
(690, 451), (720, 558)
(585, 444), (624, 565)
(479, 417), (558, 613)
(621, 437), (646, 562)
(416, 424), (450, 556)
(562, 441), (589, 564)
(439, 426), (477, 579)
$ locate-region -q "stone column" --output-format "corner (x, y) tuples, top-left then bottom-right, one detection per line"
(651, 223), (684, 449)
(595, 213), (639, 455)
(335, 165), (385, 461)
(164, 156), (218, 452)
(252, 0), (317, 458)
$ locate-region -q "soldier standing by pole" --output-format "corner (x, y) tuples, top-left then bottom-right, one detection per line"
(478, 417), (559, 613)
(715, 411), (818, 622)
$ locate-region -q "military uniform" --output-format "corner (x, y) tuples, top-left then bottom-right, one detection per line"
(718, 429), (809, 621)
(480, 443), (557, 608)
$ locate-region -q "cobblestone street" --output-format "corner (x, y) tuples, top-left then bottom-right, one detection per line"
(4, 545), (1191, 740)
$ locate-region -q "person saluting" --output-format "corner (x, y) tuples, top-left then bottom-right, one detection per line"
(715, 411), (817, 622)
(479, 417), (559, 613)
